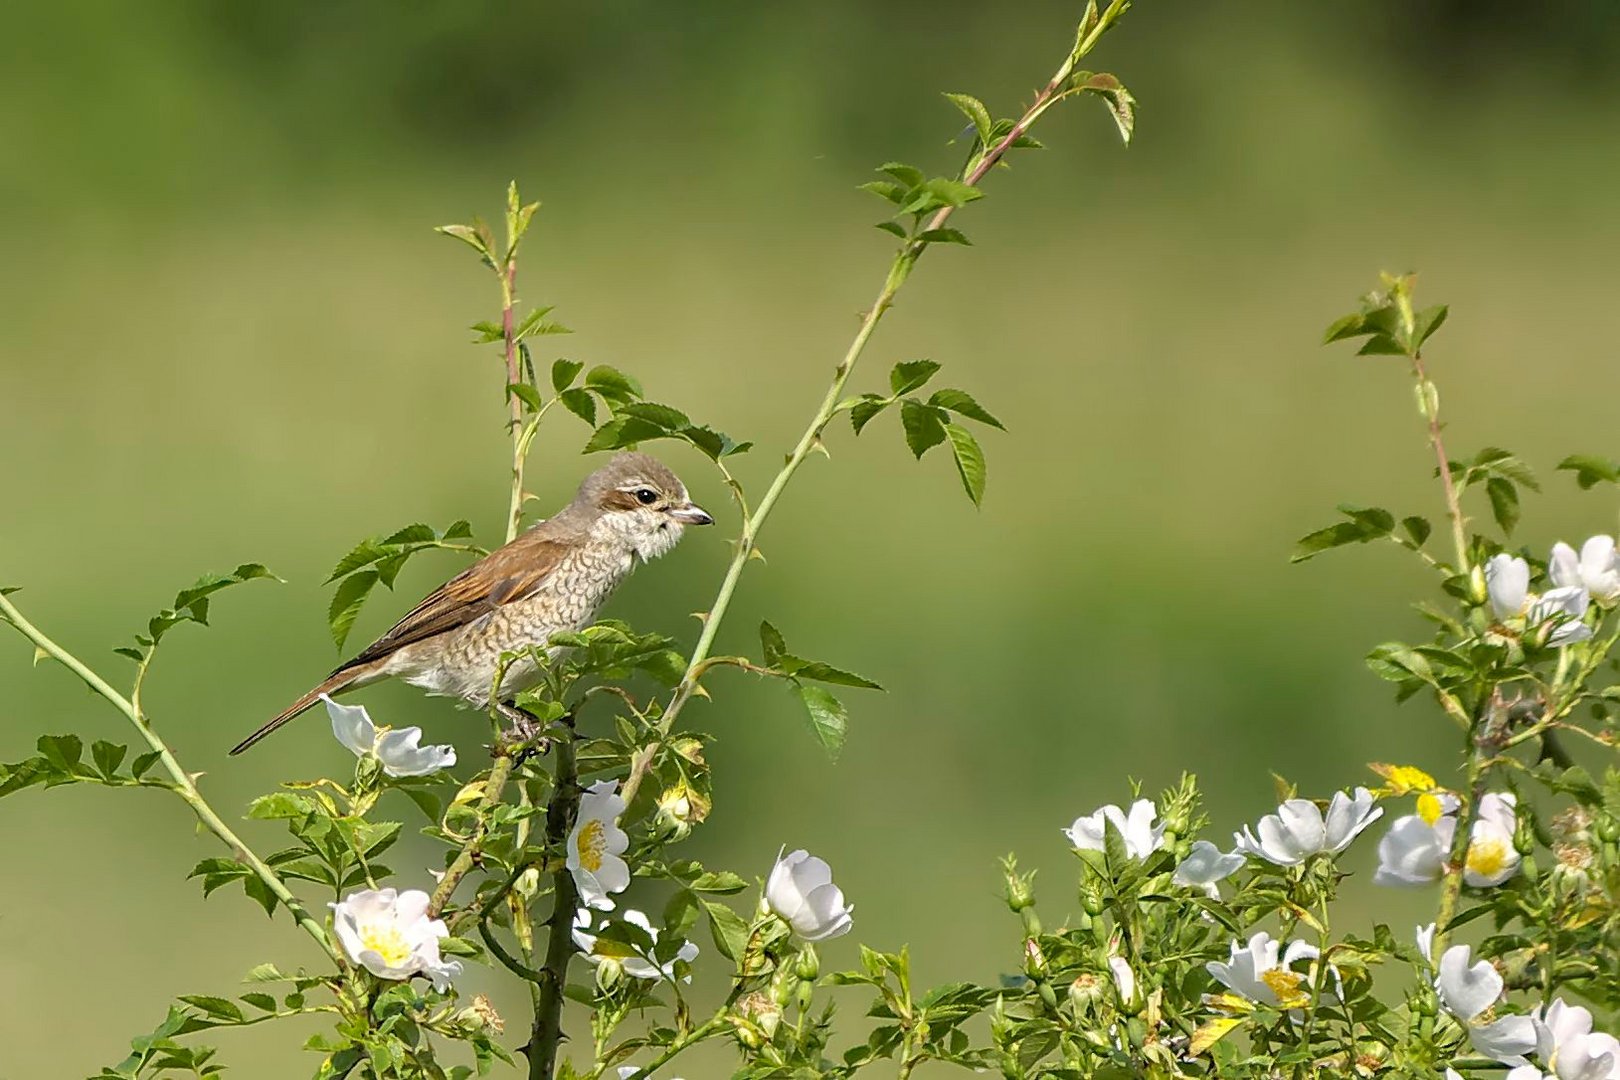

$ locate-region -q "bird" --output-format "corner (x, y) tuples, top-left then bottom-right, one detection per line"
(230, 451), (712, 754)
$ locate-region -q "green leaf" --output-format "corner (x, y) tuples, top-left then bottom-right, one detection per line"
(1486, 476), (1520, 535)
(701, 899), (750, 961)
(849, 395), (889, 435)
(1557, 455), (1620, 490)
(243, 962), (289, 983)
(1322, 312), (1367, 344)
(506, 382), (543, 412)
(790, 662), (883, 690)
(91, 740), (127, 778)
(876, 162), (925, 188)
(795, 683), (848, 759)
(900, 400), (948, 459)
(551, 359), (584, 391)
(1400, 516), (1432, 548)
(247, 792), (316, 820)
(874, 221), (908, 238)
(435, 223), (492, 259)
(178, 996), (244, 1023)
(860, 180), (908, 206)
(582, 416), (670, 454)
(38, 733), (83, 773)
(514, 306), (570, 340)
(1415, 304), (1448, 346)
(1072, 71), (1136, 144)
(944, 423), (987, 506)
(914, 178), (982, 210)
(943, 92), (993, 143)
(559, 388), (597, 425)
(1356, 335), (1408, 356)
(469, 320), (504, 344)
(1290, 505), (1395, 562)
(327, 570), (379, 650)
(618, 401), (691, 431)
(890, 360), (941, 396)
(584, 365), (643, 403)
(929, 388), (1004, 430)
(916, 227), (971, 246)
(759, 621), (787, 667)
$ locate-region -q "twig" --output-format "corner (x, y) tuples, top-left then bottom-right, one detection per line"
(0, 591), (342, 964)
(428, 751), (518, 917)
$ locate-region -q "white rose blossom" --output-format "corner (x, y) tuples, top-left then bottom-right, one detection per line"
(568, 780), (631, 911)
(765, 848), (854, 942)
(573, 908), (698, 983)
(1485, 553), (1593, 645)
(1550, 536), (1620, 605)
(330, 887), (462, 991)
(1107, 955), (1136, 1005)
(1233, 787), (1382, 866)
(1171, 840), (1245, 898)
(1064, 798), (1166, 861)
(1206, 931), (1337, 1008)
(1435, 942), (1536, 1066)
(1374, 792), (1520, 888)
(323, 695), (456, 777)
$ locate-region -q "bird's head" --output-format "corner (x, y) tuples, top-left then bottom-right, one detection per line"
(577, 451), (713, 560)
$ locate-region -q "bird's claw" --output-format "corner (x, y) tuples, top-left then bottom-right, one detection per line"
(493, 702), (550, 759)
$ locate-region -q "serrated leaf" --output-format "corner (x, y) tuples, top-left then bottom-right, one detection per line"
(1189, 1016), (1242, 1056)
(901, 400), (948, 459)
(1074, 71), (1136, 144)
(582, 416), (669, 454)
(1415, 304), (1448, 346)
(849, 395), (889, 435)
(929, 388), (1004, 429)
(944, 423), (987, 506)
(551, 359), (584, 391)
(795, 683), (848, 759)
(247, 792), (316, 820)
(1400, 516), (1431, 547)
(890, 360), (941, 396)
(874, 221), (907, 238)
(1357, 335), (1408, 356)
(559, 388), (597, 425)
(584, 365), (643, 403)
(876, 162), (925, 188)
(435, 223), (492, 258)
(327, 570), (379, 650)
(943, 92), (993, 142)
(38, 733), (83, 772)
(759, 620), (787, 667)
(91, 740), (127, 778)
(507, 382), (543, 412)
(916, 227), (971, 246)
(1558, 454), (1620, 489)
(618, 401), (691, 430)
(790, 662), (883, 690)
(1322, 312), (1367, 344)
(514, 306), (570, 340)
(1486, 476), (1519, 535)
(860, 180), (908, 206)
(702, 899), (750, 961)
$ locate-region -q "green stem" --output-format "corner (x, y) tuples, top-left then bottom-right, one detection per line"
(617, 1010), (727, 1079)
(1433, 720), (1492, 956)
(0, 592), (342, 964)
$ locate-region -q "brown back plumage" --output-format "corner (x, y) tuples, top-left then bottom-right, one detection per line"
(230, 452), (684, 755)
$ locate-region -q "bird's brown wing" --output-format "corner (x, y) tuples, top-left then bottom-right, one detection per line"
(337, 533), (571, 673)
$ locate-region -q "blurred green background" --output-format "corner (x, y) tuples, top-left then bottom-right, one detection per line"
(6, 0), (1620, 1074)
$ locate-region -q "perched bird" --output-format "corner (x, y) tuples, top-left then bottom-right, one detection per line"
(231, 452), (712, 754)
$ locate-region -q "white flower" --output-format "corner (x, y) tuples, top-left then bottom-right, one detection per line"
(1064, 799), (1166, 861)
(330, 888), (462, 991)
(1533, 999), (1620, 1080)
(1488, 554), (1533, 618)
(568, 780), (631, 911)
(1550, 536), (1620, 604)
(765, 848), (853, 942)
(1107, 955), (1136, 1004)
(1172, 841), (1245, 897)
(1233, 787), (1382, 866)
(1205, 932), (1334, 1008)
(573, 908), (698, 982)
(1531, 587), (1594, 646)
(1374, 814), (1450, 886)
(1373, 793), (1520, 888)
(1416, 923), (1435, 965)
(1436, 942), (1536, 1066)
(323, 695), (456, 777)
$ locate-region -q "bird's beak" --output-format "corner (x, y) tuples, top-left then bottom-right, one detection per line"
(668, 503), (714, 526)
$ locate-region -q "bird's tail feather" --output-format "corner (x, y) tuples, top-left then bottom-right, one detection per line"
(230, 669), (365, 755)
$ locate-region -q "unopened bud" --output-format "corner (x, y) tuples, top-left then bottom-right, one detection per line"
(1068, 973), (1105, 1011)
(654, 785), (695, 840)
(795, 945), (820, 982)
(513, 866), (541, 900)
(1003, 868), (1036, 913)
(595, 958), (623, 993)
(732, 992), (781, 1049)
(1468, 564), (1488, 606)
(1023, 937), (1047, 978)
(1080, 879), (1106, 917)
(1597, 813), (1619, 844)
(1514, 808), (1537, 856)
(769, 965), (800, 1007)
(988, 997), (1013, 1043)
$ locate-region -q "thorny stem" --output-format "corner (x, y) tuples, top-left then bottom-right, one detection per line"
(614, 1010), (727, 1080)
(528, 718), (581, 1080)
(1411, 349), (1469, 575)
(617, 0), (1133, 810)
(501, 256), (529, 543)
(0, 592), (343, 964)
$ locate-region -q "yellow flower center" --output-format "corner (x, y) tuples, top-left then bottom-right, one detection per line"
(358, 925), (412, 969)
(1259, 968), (1310, 1009)
(1381, 764), (1438, 794)
(1467, 837), (1510, 879)
(1417, 792), (1446, 825)
(575, 819), (606, 872)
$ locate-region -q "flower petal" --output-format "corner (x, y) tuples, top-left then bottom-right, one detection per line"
(323, 695), (377, 758)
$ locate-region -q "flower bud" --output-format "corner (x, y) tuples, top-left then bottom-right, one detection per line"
(769, 965), (800, 1008)
(1468, 564), (1488, 606)
(512, 866), (541, 900)
(1023, 937), (1047, 979)
(795, 944), (820, 982)
(1597, 813), (1620, 844)
(594, 957), (623, 993)
(988, 997), (1013, 1044)
(1079, 879), (1106, 917)
(1003, 865), (1036, 913)
(1514, 807), (1537, 856)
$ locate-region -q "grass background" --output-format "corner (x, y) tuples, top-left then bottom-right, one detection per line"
(4, 1), (1620, 1074)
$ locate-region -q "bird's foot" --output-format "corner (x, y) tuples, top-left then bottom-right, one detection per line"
(493, 702), (549, 758)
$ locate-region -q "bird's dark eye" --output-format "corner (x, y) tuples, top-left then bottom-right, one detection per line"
(633, 488), (659, 505)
